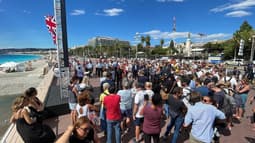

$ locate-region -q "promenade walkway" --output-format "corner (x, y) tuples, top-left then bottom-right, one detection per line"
(45, 76), (255, 143)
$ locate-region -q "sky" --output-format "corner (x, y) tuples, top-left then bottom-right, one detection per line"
(0, 0), (255, 49)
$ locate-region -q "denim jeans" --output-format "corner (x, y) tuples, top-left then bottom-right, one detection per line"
(100, 107), (107, 131)
(164, 116), (184, 143)
(163, 104), (170, 118)
(106, 120), (121, 143)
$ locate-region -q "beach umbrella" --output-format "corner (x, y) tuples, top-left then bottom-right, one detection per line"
(0, 62), (18, 68)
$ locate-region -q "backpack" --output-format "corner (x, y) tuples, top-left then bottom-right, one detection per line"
(221, 92), (234, 117)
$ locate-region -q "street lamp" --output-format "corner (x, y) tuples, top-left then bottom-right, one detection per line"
(250, 35), (255, 62)
(134, 32), (140, 59)
(99, 41), (102, 57)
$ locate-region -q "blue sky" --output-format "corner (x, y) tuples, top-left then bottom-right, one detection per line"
(0, 0), (255, 49)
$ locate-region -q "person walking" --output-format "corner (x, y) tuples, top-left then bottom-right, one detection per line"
(163, 87), (187, 143)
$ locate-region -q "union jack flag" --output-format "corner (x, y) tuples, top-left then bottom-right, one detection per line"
(45, 15), (57, 44)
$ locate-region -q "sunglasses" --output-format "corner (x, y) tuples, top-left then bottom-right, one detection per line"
(78, 127), (90, 132)
(203, 99), (210, 103)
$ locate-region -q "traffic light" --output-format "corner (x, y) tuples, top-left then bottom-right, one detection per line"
(238, 39), (244, 56)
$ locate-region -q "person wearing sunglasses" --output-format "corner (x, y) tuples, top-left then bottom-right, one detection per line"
(202, 96), (214, 105)
(183, 91), (225, 143)
(56, 116), (99, 143)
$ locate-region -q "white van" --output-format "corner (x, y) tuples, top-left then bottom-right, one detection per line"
(224, 59), (244, 66)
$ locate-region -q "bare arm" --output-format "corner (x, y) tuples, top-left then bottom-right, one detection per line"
(139, 101), (147, 116)
(22, 109), (36, 125)
(87, 104), (99, 112)
(31, 97), (44, 111)
(238, 85), (250, 93)
(9, 110), (22, 123)
(133, 104), (138, 120)
(55, 125), (73, 143)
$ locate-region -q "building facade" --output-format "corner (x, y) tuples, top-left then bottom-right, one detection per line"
(87, 36), (130, 48)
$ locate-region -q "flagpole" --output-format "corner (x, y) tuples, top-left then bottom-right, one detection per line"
(54, 0), (70, 99)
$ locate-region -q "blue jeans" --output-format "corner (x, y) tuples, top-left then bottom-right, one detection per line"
(164, 116), (184, 143)
(106, 120), (121, 143)
(100, 107), (107, 131)
(163, 104), (170, 118)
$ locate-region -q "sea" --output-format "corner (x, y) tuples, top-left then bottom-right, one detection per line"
(0, 54), (41, 64)
(0, 54), (41, 139)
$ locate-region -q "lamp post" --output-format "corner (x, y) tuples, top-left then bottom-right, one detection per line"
(250, 35), (255, 62)
(99, 41), (102, 58)
(135, 32), (140, 59)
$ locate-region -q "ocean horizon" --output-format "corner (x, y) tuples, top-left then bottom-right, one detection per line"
(0, 54), (41, 64)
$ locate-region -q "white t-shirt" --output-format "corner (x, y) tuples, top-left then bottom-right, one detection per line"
(230, 76), (238, 89)
(145, 89), (154, 100)
(134, 90), (145, 118)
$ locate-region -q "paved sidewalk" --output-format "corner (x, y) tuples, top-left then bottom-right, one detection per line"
(46, 77), (255, 143)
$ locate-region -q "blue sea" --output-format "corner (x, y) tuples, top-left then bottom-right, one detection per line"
(0, 54), (41, 64)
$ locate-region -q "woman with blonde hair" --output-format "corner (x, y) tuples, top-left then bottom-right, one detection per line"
(10, 95), (56, 143)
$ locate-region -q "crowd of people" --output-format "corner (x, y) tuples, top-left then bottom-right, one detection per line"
(10, 57), (255, 143)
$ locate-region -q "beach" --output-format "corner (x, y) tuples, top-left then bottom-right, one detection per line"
(0, 59), (48, 96)
(0, 58), (49, 138)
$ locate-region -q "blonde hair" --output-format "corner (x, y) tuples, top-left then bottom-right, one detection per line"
(145, 82), (152, 89)
(11, 95), (28, 112)
(103, 82), (110, 91)
(73, 116), (91, 136)
(81, 76), (90, 85)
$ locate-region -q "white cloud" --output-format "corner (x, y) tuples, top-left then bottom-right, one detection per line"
(103, 8), (124, 16)
(194, 33), (231, 42)
(157, 0), (184, 2)
(211, 0), (255, 12)
(70, 9), (85, 16)
(23, 10), (31, 14)
(225, 10), (252, 17)
(140, 30), (231, 43)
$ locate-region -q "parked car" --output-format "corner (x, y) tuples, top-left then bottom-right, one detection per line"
(224, 59), (244, 66)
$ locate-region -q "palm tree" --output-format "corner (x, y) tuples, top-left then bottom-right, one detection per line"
(141, 36), (145, 48)
(160, 39), (164, 48)
(145, 35), (151, 48)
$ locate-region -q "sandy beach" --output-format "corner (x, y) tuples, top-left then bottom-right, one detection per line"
(0, 58), (48, 96)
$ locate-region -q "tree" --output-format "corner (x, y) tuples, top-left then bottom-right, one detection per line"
(160, 39), (164, 48)
(233, 21), (254, 60)
(141, 36), (145, 48)
(168, 40), (175, 54)
(145, 35), (151, 48)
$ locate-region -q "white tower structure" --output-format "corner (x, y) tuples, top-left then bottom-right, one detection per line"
(185, 32), (191, 57)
